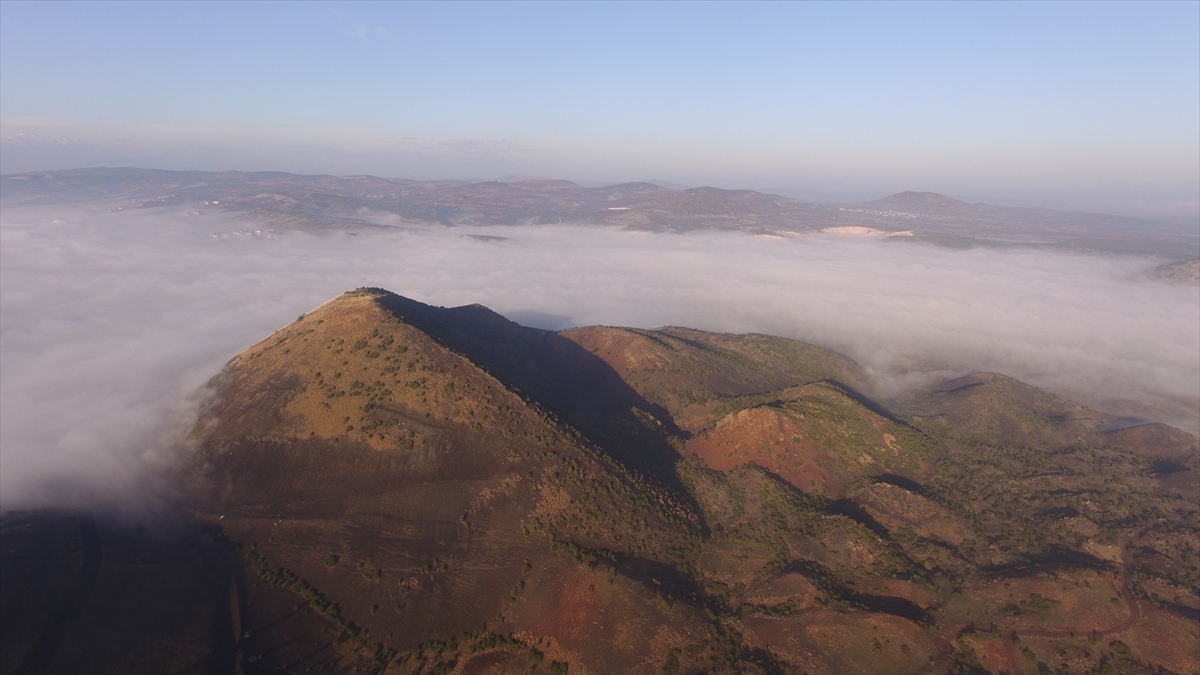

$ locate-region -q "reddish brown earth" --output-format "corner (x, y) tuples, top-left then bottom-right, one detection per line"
(2, 288), (1196, 675)
(682, 382), (930, 496)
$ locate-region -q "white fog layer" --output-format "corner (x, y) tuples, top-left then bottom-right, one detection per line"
(2, 204), (1197, 510)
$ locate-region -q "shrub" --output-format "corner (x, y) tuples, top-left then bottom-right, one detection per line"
(663, 649), (681, 675)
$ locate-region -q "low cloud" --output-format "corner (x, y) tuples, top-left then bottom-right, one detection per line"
(2, 203), (1197, 510)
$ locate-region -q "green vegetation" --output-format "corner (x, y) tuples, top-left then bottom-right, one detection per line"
(243, 549), (358, 637)
(186, 290), (1197, 675)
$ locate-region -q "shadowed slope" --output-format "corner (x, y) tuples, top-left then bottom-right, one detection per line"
(0, 511), (239, 675)
(188, 289), (721, 674)
(367, 292), (689, 488)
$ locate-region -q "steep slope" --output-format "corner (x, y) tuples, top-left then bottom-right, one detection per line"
(4, 288), (1195, 675)
(360, 293), (687, 486)
(189, 289), (717, 674)
(183, 294), (1200, 675)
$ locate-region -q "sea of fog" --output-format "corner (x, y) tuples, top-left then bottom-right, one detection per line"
(2, 203), (1197, 510)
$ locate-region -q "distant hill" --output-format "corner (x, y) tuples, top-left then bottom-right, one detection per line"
(840, 190), (1198, 255)
(3, 289), (1196, 674)
(3, 167), (1196, 256)
(868, 190), (973, 213)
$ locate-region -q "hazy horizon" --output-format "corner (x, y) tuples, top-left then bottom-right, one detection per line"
(3, 6), (1198, 670)
(2, 1), (1198, 509)
(2, 2), (1198, 222)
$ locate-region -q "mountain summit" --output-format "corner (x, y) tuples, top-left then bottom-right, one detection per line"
(2, 288), (1196, 674)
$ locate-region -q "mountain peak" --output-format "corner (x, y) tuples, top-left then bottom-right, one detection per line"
(7, 287), (1195, 675)
(868, 191), (971, 211)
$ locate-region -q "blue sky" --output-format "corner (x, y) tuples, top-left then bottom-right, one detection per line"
(1, 1), (1197, 215)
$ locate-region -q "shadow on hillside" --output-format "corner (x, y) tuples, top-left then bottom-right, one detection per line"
(822, 379), (918, 430)
(374, 293), (688, 491)
(1, 509), (240, 675)
(829, 498), (891, 540)
(873, 473), (929, 495)
(982, 545), (1116, 579)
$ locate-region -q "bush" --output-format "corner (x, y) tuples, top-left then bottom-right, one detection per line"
(323, 555), (339, 568)
(663, 649), (680, 675)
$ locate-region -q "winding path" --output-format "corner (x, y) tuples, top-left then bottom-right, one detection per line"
(990, 527), (1159, 673)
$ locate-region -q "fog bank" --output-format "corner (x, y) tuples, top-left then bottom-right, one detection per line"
(2, 204), (1197, 510)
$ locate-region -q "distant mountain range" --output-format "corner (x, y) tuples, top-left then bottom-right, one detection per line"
(3, 289), (1196, 674)
(3, 167), (1197, 257)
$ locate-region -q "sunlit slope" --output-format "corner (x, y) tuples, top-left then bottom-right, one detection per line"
(1105, 422), (1200, 460)
(907, 372), (1116, 450)
(675, 365), (1199, 675)
(560, 324), (868, 434)
(904, 372), (1200, 675)
(190, 289), (723, 674)
(180, 290), (1199, 675)
(684, 382), (932, 495)
(676, 459), (954, 675)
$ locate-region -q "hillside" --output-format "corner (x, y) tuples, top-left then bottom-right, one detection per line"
(1, 289), (1196, 675)
(189, 289), (712, 673)
(4, 168), (1196, 256)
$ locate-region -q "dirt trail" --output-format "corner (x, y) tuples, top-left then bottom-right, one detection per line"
(15, 516), (102, 675)
(1015, 528), (1152, 641)
(991, 528), (1157, 672)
